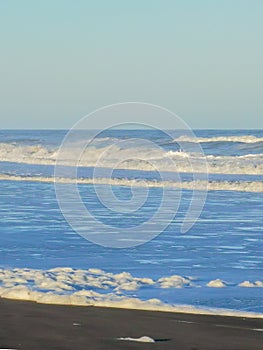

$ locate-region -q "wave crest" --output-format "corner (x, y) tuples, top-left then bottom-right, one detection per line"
(1, 142), (263, 175)
(173, 135), (263, 144)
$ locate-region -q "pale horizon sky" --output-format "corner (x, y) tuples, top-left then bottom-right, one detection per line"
(0, 0), (262, 129)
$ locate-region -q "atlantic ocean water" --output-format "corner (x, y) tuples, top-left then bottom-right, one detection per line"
(0, 129), (262, 316)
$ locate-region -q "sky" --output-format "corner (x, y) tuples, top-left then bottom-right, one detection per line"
(0, 0), (262, 129)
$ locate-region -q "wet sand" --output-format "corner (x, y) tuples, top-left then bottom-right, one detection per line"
(0, 298), (262, 350)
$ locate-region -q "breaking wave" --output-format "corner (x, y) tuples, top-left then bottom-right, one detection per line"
(173, 135), (263, 144)
(0, 142), (263, 175)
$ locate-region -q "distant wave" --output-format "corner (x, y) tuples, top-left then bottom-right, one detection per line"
(173, 135), (263, 144)
(0, 142), (58, 164)
(1, 142), (263, 175)
(0, 267), (262, 318)
(0, 174), (262, 192)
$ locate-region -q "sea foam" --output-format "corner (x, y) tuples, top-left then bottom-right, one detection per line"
(0, 174), (262, 192)
(0, 268), (262, 318)
(1, 142), (263, 175)
(173, 135), (263, 144)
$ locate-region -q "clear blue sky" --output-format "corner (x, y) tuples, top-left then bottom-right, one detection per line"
(0, 0), (262, 129)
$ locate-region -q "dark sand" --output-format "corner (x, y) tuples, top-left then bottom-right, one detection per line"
(0, 299), (262, 350)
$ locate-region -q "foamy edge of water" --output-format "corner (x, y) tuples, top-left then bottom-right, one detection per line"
(0, 267), (262, 319)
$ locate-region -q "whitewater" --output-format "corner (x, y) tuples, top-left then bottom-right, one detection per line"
(0, 129), (262, 316)
(1, 141), (263, 175)
(0, 174), (262, 193)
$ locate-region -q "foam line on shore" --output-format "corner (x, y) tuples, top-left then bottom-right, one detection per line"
(0, 268), (262, 319)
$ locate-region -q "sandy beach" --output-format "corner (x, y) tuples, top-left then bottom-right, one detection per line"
(0, 299), (262, 350)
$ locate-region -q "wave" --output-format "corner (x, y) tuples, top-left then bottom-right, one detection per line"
(173, 135), (263, 144)
(1, 142), (263, 175)
(0, 267), (262, 318)
(0, 142), (58, 164)
(0, 173), (262, 192)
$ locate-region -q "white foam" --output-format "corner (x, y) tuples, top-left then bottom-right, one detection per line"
(0, 268), (262, 318)
(173, 135), (263, 144)
(0, 174), (263, 193)
(158, 275), (193, 288)
(239, 281), (263, 288)
(0, 143), (58, 165)
(1, 142), (263, 175)
(118, 336), (155, 343)
(207, 279), (226, 288)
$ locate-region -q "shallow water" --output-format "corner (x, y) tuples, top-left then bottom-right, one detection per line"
(0, 130), (262, 314)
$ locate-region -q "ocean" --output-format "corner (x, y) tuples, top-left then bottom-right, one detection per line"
(0, 129), (262, 316)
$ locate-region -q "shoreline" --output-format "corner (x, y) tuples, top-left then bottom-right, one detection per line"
(1, 295), (263, 320)
(0, 298), (263, 350)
